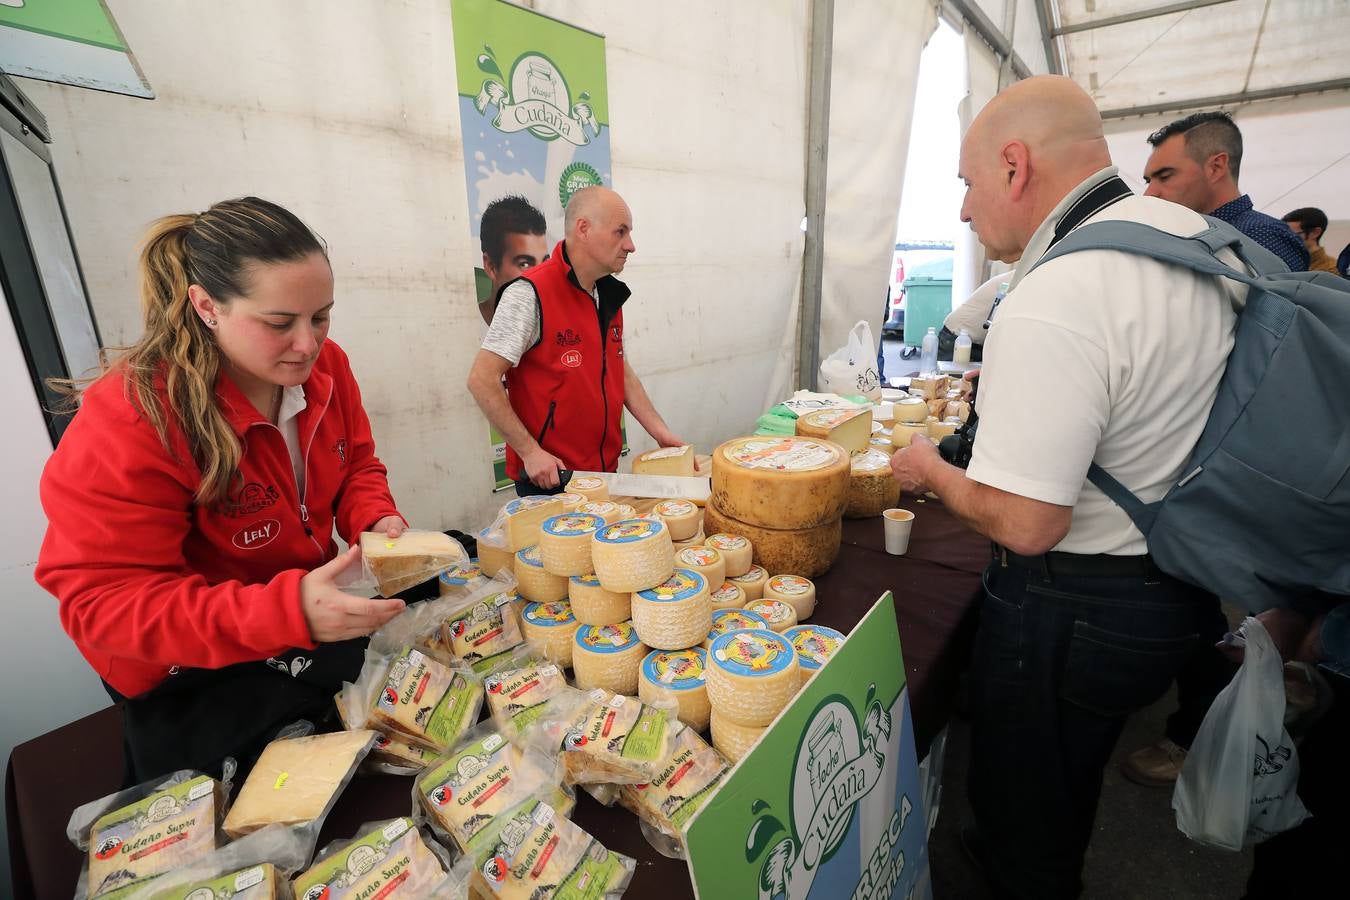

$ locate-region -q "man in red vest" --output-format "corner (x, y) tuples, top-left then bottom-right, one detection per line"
(467, 186), (684, 495)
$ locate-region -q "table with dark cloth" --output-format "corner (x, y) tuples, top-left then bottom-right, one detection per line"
(7, 495), (986, 899)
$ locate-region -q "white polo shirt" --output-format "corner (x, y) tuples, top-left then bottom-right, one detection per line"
(967, 167), (1248, 555)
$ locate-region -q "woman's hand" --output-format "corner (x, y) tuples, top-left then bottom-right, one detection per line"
(371, 515), (404, 538)
(299, 545), (405, 642)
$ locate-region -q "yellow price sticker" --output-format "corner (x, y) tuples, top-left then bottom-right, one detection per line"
(273, 772), (289, 790)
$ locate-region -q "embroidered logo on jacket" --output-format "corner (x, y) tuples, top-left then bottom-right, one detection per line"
(561, 349), (583, 368)
(232, 518), (281, 550)
(219, 482), (279, 518)
(555, 328), (583, 347)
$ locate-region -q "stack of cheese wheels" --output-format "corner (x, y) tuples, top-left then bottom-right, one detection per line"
(632, 444), (696, 476)
(673, 545), (726, 591)
(928, 419), (960, 441)
(521, 600), (580, 667)
(672, 531), (706, 552)
(501, 495), (566, 551)
(727, 564), (770, 602)
(705, 532), (752, 577)
(745, 598), (798, 633)
(794, 407), (873, 453)
(475, 526), (513, 578)
(538, 512), (605, 576)
(763, 575), (817, 620)
(845, 449), (901, 519)
(653, 499), (701, 541)
(702, 607), (768, 650)
(785, 625), (845, 691)
(711, 709), (765, 763)
(631, 569), (712, 650)
(893, 395), (929, 424)
(572, 621), (648, 695)
(638, 647), (711, 732)
(888, 421), (929, 449)
(569, 573), (630, 626)
(709, 580), (747, 610)
(554, 491), (587, 511)
(577, 500), (623, 525)
(514, 546), (569, 603)
(591, 518), (675, 593)
(706, 629), (799, 761)
(568, 475), (610, 502)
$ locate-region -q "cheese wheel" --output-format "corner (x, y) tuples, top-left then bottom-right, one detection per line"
(794, 407), (873, 453)
(591, 518), (675, 593)
(710, 708), (766, 763)
(928, 418), (960, 441)
(846, 449), (901, 519)
(702, 607), (769, 650)
(785, 625), (846, 691)
(554, 491), (587, 511)
(703, 505), (841, 579)
(568, 475), (610, 502)
(727, 564), (769, 602)
(888, 421), (929, 449)
(654, 499), (701, 541)
(672, 529), (707, 552)
(745, 598), (798, 633)
(501, 495), (566, 552)
(705, 532), (753, 577)
(673, 545), (726, 591)
(438, 559), (487, 595)
(568, 573), (631, 626)
(537, 512), (605, 576)
(571, 621), (648, 695)
(521, 600), (580, 667)
(577, 500), (625, 525)
(639, 647), (711, 732)
(632, 444), (695, 476)
(710, 437), (850, 529)
(705, 629), (798, 727)
(476, 527), (514, 578)
(763, 575), (817, 620)
(631, 569), (713, 650)
(894, 396), (929, 423)
(513, 545), (569, 603)
(708, 580), (747, 610)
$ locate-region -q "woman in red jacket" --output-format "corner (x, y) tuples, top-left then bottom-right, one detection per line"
(37, 197), (409, 781)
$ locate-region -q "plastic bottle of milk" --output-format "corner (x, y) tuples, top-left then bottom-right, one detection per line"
(919, 327), (939, 375)
(954, 328), (973, 364)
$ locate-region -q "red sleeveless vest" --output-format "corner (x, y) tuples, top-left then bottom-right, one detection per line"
(504, 240), (628, 481)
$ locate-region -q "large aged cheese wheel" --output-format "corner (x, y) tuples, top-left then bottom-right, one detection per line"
(710, 437), (850, 529)
(703, 503), (842, 578)
(845, 448), (902, 518)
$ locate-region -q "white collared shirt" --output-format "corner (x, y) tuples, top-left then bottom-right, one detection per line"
(277, 384), (308, 495)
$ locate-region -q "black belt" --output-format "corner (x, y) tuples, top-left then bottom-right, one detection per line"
(995, 544), (1164, 579)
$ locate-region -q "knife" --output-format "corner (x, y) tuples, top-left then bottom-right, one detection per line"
(561, 470), (711, 504)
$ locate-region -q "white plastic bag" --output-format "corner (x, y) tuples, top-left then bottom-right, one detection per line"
(1172, 616), (1310, 850)
(818, 320), (882, 400)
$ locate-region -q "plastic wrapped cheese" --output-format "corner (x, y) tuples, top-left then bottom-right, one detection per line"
(477, 800), (634, 899)
(513, 545), (569, 604)
(618, 727), (728, 840)
(762, 575), (817, 620)
(368, 647), (482, 752)
(438, 559), (488, 596)
(785, 624), (846, 691)
(223, 731), (376, 838)
(705, 629), (799, 728)
(519, 601), (580, 667)
(476, 526), (514, 578)
(556, 689), (681, 784)
(568, 573), (631, 626)
(631, 569), (712, 651)
(745, 598), (798, 633)
(591, 518), (675, 593)
(292, 818), (454, 899)
(484, 658), (570, 737)
(360, 530), (467, 597)
(500, 496), (567, 552)
(571, 621), (648, 695)
(441, 590), (528, 673)
(708, 580), (747, 610)
(639, 647), (711, 732)
(705, 532), (753, 577)
(538, 512), (605, 576)
(701, 607), (769, 650)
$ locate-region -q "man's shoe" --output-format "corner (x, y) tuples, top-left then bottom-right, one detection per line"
(1120, 738), (1187, 786)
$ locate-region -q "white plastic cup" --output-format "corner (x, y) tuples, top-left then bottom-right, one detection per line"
(883, 508), (915, 555)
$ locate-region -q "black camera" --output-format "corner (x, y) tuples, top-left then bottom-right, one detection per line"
(937, 373), (978, 469)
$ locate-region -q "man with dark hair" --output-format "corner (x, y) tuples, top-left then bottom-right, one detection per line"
(478, 195), (549, 325)
(1282, 207), (1340, 274)
(1143, 111), (1309, 271)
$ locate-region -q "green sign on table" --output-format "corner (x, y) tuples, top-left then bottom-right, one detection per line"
(686, 592), (931, 900)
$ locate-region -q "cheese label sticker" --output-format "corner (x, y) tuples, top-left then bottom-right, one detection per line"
(768, 575), (812, 595)
(515, 545), (544, 567)
(418, 733), (521, 847)
(542, 513), (604, 536)
(656, 499), (696, 517)
(447, 603), (524, 673)
(505, 495), (558, 515)
(565, 695), (670, 764)
(677, 546), (720, 568)
(642, 648), (707, 689)
(523, 600), (576, 626)
(730, 565), (767, 584)
(596, 519), (663, 544)
(851, 449), (892, 472)
(785, 625), (845, 671)
(293, 818), (431, 898)
(571, 476), (606, 491)
(637, 570), (706, 603)
(708, 608), (767, 639)
(711, 583), (744, 604)
(628, 729), (729, 831)
(725, 437), (840, 472)
(571, 573), (602, 587)
(707, 533), (749, 551)
(575, 621), (640, 653)
(645, 445), (690, 460)
(805, 408), (862, 427)
(439, 560), (484, 587)
(578, 501), (617, 517)
(749, 600), (794, 624)
(88, 773), (218, 891)
(712, 630), (793, 677)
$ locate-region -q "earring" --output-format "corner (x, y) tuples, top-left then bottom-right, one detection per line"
(205, 318), (217, 327)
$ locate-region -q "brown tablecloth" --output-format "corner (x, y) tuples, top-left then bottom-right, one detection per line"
(7, 496), (985, 899)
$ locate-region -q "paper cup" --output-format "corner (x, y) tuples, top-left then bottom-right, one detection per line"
(883, 508), (915, 555)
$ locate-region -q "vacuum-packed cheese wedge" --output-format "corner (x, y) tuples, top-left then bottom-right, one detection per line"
(619, 727), (728, 838)
(520, 600), (579, 667)
(704, 505), (841, 579)
(846, 448), (901, 518)
(654, 499), (701, 541)
(484, 662), (569, 734)
(632, 444), (696, 476)
(371, 647), (480, 752)
(152, 863), (280, 899)
(710, 437), (850, 529)
(631, 569), (712, 650)
(794, 407), (872, 453)
(710, 708), (767, 763)
(335, 691), (435, 771)
(513, 545), (569, 603)
(785, 624), (846, 691)
(763, 574), (817, 620)
(442, 590), (526, 673)
(701, 607), (769, 650)
(478, 800), (634, 899)
(708, 580), (747, 610)
(705, 629), (798, 728)
(292, 818), (449, 899)
(571, 621), (647, 695)
(567, 475), (610, 502)
(224, 731), (376, 838)
(86, 775), (221, 898)
(591, 518), (675, 593)
(360, 530), (465, 597)
(893, 395), (929, 423)
(568, 573), (630, 626)
(705, 532), (753, 577)
(559, 689), (680, 784)
(639, 647), (711, 732)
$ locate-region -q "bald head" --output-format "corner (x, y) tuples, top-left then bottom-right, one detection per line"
(563, 186), (635, 287)
(959, 76), (1113, 263)
(565, 187), (624, 237)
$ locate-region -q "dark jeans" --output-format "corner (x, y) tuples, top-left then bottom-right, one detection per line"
(1164, 598), (1238, 748)
(968, 558), (1215, 899)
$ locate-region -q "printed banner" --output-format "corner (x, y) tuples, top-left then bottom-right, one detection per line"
(451, 0), (621, 489)
(686, 592), (931, 900)
(0, 0), (152, 98)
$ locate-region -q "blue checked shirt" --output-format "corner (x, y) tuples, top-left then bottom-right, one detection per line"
(1210, 195), (1310, 272)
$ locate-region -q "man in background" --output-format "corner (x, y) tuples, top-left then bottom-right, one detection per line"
(478, 195), (549, 325)
(1143, 111), (1309, 271)
(1282, 207), (1341, 274)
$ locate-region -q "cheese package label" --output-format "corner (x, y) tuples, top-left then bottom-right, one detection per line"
(87, 776), (218, 898)
(563, 691), (672, 776)
(443, 592), (525, 673)
(713, 630), (794, 677)
(152, 863), (280, 900)
(292, 818), (447, 899)
(786, 625), (846, 673)
(373, 648), (479, 750)
(704, 608), (768, 646)
(621, 728), (729, 833)
(417, 733), (549, 853)
(641, 648), (706, 691)
(485, 663), (568, 732)
(573, 621), (642, 655)
(439, 559), (485, 589)
(479, 801), (630, 899)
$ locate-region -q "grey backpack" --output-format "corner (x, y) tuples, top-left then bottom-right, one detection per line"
(1031, 217), (1350, 612)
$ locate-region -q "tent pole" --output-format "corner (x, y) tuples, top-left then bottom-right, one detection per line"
(799, 0), (834, 391)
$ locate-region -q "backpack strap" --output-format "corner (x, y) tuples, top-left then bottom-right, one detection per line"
(1086, 463), (1161, 536)
(1029, 219), (1267, 284)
